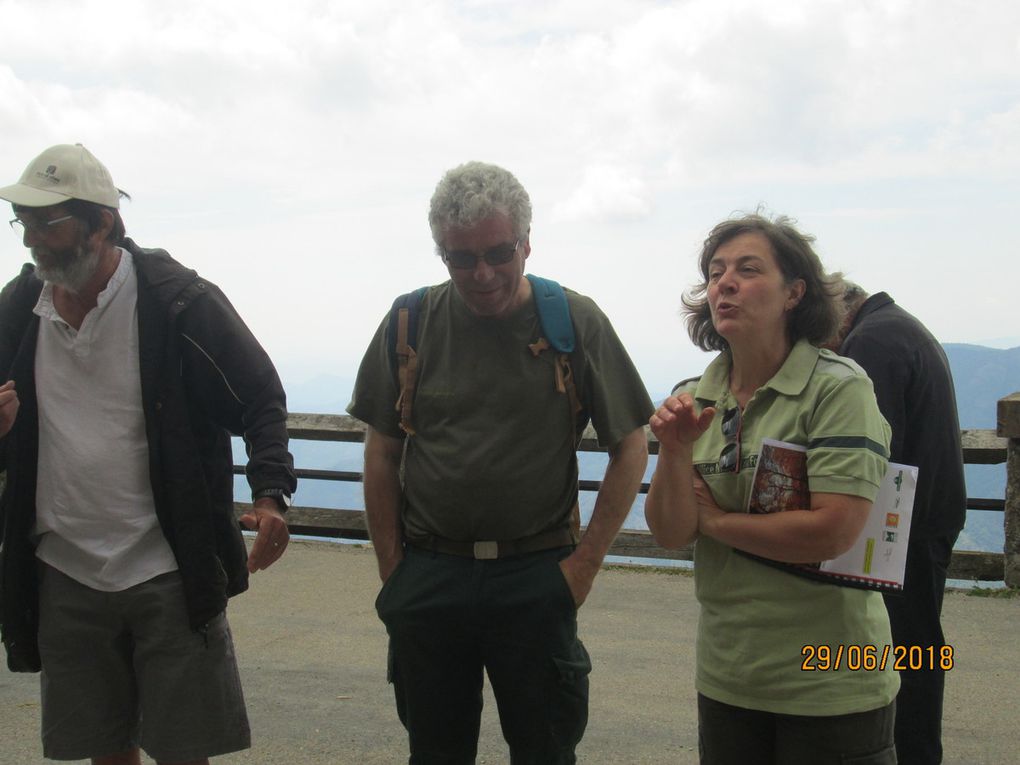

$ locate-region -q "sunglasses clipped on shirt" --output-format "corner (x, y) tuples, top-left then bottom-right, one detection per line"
(442, 240), (519, 270)
(718, 406), (742, 473)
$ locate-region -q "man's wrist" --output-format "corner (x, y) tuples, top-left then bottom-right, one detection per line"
(253, 487), (292, 512)
(567, 543), (605, 575)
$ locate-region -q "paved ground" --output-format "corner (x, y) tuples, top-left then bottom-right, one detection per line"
(1, 540), (1017, 764)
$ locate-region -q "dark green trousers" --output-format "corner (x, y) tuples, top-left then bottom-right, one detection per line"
(883, 534), (954, 765)
(697, 693), (896, 764)
(375, 545), (590, 765)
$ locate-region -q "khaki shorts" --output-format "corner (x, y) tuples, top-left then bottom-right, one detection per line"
(37, 564), (250, 762)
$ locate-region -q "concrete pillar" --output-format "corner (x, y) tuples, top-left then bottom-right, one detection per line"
(997, 393), (1020, 587)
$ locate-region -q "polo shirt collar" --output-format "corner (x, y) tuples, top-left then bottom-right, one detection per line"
(767, 339), (817, 396)
(693, 351), (731, 404)
(694, 338), (818, 404)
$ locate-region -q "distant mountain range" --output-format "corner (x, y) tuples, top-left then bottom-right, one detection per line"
(255, 344), (1020, 555)
(941, 344), (1018, 554)
(943, 344), (1020, 429)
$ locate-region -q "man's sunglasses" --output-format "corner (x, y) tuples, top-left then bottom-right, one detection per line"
(442, 240), (519, 270)
(9, 214), (75, 235)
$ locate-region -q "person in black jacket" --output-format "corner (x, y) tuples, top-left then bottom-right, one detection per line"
(0, 144), (296, 765)
(832, 282), (966, 765)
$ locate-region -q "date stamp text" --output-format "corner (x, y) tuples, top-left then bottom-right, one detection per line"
(800, 644), (955, 672)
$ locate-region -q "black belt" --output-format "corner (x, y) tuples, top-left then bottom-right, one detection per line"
(404, 527), (577, 560)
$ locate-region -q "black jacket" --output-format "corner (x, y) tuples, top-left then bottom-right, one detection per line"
(839, 292), (966, 540)
(0, 240), (296, 672)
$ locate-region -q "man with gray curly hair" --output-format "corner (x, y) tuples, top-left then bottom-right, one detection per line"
(428, 160), (533, 247)
(348, 161), (652, 763)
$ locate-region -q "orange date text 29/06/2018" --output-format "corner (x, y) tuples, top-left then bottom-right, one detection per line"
(800, 644), (955, 672)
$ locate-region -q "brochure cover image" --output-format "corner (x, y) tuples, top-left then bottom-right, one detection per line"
(740, 438), (917, 592)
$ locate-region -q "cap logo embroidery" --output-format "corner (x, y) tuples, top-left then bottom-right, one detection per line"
(1, 144), (120, 208)
(35, 165), (61, 186)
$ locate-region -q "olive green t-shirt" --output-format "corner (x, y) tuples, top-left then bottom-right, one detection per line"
(677, 340), (900, 716)
(348, 280), (653, 541)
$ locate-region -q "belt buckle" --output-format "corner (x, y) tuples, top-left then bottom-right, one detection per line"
(473, 541), (499, 560)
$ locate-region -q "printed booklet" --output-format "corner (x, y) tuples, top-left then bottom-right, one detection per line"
(738, 438), (917, 593)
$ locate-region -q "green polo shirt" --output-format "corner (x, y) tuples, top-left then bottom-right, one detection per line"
(678, 339), (899, 716)
(348, 280), (653, 541)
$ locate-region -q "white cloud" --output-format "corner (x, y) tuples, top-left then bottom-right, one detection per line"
(0, 0), (1018, 385)
(553, 163), (651, 221)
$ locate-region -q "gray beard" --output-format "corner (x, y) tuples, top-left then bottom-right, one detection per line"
(33, 240), (103, 294)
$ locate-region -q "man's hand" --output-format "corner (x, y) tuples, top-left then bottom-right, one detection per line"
(558, 552), (600, 608)
(0, 381), (19, 438)
(240, 499), (290, 573)
(363, 427), (406, 584)
(561, 427), (648, 607)
(378, 552), (404, 584)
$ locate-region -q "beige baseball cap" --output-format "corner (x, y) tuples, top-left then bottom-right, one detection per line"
(0, 143), (120, 208)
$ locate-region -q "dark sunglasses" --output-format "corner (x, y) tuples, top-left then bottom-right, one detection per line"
(718, 406), (742, 473)
(442, 239), (519, 270)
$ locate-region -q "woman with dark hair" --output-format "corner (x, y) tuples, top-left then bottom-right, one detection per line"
(646, 214), (899, 764)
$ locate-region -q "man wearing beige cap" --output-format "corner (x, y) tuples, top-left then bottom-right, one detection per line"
(0, 144), (297, 765)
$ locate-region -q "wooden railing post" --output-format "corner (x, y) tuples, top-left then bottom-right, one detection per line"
(998, 393), (1020, 587)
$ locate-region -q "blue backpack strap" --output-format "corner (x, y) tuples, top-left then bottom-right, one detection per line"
(526, 274), (582, 426)
(386, 286), (428, 435)
(526, 274), (574, 353)
(525, 273), (583, 537)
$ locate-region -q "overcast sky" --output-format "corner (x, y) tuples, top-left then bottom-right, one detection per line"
(2, 0), (1018, 403)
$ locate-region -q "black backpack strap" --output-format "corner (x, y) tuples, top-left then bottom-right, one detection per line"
(386, 287), (428, 435)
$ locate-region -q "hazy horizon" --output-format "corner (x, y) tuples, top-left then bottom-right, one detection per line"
(276, 336), (1020, 415)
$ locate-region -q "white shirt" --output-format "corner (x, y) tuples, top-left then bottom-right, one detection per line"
(33, 248), (178, 591)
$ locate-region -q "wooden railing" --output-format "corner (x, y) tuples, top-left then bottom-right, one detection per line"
(237, 393), (1020, 585)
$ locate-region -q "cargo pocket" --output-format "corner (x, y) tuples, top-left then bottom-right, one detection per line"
(552, 639), (591, 684)
(549, 639), (592, 745)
